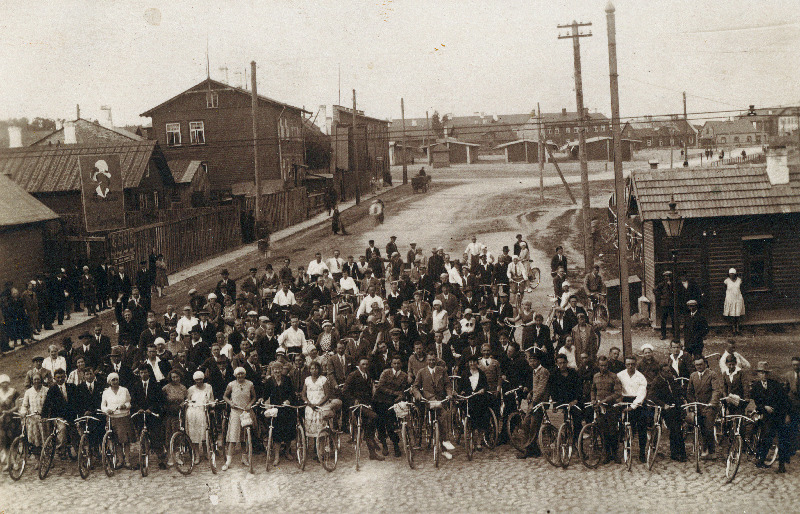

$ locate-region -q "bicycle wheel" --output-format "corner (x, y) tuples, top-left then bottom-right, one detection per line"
(318, 428), (338, 472)
(78, 433), (91, 479)
(207, 432), (219, 474)
(465, 417), (473, 461)
(693, 425), (701, 473)
(8, 435), (28, 481)
(355, 421), (362, 471)
(540, 424), (559, 467)
(578, 423), (603, 469)
(265, 429), (274, 473)
(245, 427), (253, 474)
(139, 431), (150, 477)
(433, 420), (440, 468)
(170, 431), (194, 476)
(409, 405), (422, 449)
(401, 423), (415, 469)
(451, 408), (462, 445)
(38, 433), (56, 480)
(102, 432), (116, 478)
(529, 268), (541, 290)
(765, 441), (779, 466)
(484, 409), (499, 449)
(595, 304), (608, 323)
(646, 424), (661, 470)
(507, 412), (532, 452)
(557, 422), (573, 468)
(725, 435), (743, 483)
(294, 423), (306, 471)
(624, 425), (634, 471)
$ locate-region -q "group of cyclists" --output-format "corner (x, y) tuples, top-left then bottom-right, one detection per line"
(2, 232), (798, 481)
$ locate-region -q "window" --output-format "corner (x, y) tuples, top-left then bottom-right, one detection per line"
(206, 92), (218, 108)
(189, 121), (205, 144)
(734, 136), (740, 143)
(566, 127), (571, 133)
(743, 237), (772, 290)
(747, 136), (752, 142)
(647, 138), (652, 147)
(166, 123), (181, 146)
(594, 126), (599, 132)
(720, 137), (727, 144)
(756, 135), (761, 143)
(554, 128), (560, 135)
(670, 138), (675, 145)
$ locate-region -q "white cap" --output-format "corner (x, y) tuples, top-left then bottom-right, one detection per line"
(106, 372), (119, 384)
(192, 371), (205, 381)
(641, 343), (655, 352)
(433, 299), (442, 307)
(154, 337), (166, 346)
(207, 293), (217, 300)
(0, 374), (9, 384)
(729, 268), (737, 275)
(234, 367), (246, 376)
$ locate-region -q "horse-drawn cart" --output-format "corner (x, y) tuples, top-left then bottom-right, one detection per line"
(411, 174), (430, 193)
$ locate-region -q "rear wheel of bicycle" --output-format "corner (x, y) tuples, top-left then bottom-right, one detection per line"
(401, 423), (415, 469)
(484, 409), (499, 449)
(646, 424), (661, 470)
(465, 418), (473, 461)
(766, 441), (779, 466)
(139, 431), (150, 477)
(355, 421), (362, 471)
(245, 427), (253, 474)
(507, 412), (532, 452)
(433, 421), (441, 468)
(38, 433), (56, 480)
(451, 408), (462, 445)
(207, 433), (219, 474)
(170, 431), (193, 476)
(725, 435), (743, 483)
(78, 433), (91, 479)
(693, 426), (701, 473)
(102, 432), (116, 477)
(529, 268), (541, 290)
(409, 405), (422, 449)
(295, 424), (307, 471)
(318, 428), (338, 472)
(557, 422), (573, 468)
(265, 429), (274, 472)
(624, 425), (634, 471)
(594, 304), (608, 323)
(8, 436), (28, 481)
(578, 423), (603, 469)
(541, 424), (559, 467)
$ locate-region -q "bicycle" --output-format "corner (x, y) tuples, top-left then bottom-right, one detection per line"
(226, 404), (254, 474)
(304, 402), (338, 472)
(587, 292), (608, 324)
(100, 410), (119, 477)
(453, 392), (484, 461)
(613, 402), (636, 471)
(554, 403), (582, 469)
(75, 414), (101, 479)
(504, 319), (533, 348)
(503, 386), (530, 452)
(189, 400), (227, 474)
(682, 401), (712, 473)
(535, 402), (560, 467)
(578, 402), (605, 469)
(8, 412), (37, 481)
(131, 410), (160, 477)
(389, 399), (418, 469)
(418, 397), (448, 468)
(349, 403), (376, 471)
(508, 276), (526, 311)
(645, 400), (674, 471)
(723, 409), (779, 482)
(169, 402), (194, 476)
(38, 417), (72, 480)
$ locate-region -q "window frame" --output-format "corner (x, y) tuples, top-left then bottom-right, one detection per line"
(206, 92), (218, 109)
(166, 122), (181, 146)
(742, 235), (773, 292)
(189, 121), (206, 145)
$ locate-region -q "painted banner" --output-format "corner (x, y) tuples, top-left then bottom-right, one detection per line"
(78, 154), (125, 232)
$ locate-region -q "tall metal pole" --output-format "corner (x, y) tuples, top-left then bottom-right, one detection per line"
(426, 110), (431, 165)
(250, 60), (261, 227)
(605, 2), (632, 358)
(537, 103), (545, 202)
(401, 98), (408, 184)
(559, 20), (594, 271)
(352, 89), (361, 205)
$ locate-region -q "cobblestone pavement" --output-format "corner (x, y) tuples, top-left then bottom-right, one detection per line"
(1, 437), (796, 513)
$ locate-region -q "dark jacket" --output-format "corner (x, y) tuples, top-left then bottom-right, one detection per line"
(344, 369), (374, 405)
(42, 382), (78, 420)
(683, 311), (709, 355)
(130, 379), (166, 414)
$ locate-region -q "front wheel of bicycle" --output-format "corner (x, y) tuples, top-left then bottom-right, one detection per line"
(317, 428), (338, 472)
(244, 427), (253, 474)
(38, 433), (56, 480)
(207, 433), (219, 474)
(484, 409), (499, 449)
(693, 425), (701, 473)
(102, 432), (116, 478)
(541, 423), (559, 467)
(528, 268), (541, 290)
(646, 424), (661, 470)
(557, 422), (573, 468)
(464, 418), (473, 461)
(139, 431), (150, 477)
(170, 431), (194, 476)
(578, 423), (603, 469)
(78, 433), (91, 479)
(433, 420), (441, 468)
(8, 435), (28, 481)
(401, 423), (415, 469)
(725, 435), (743, 483)
(624, 425), (634, 471)
(294, 424), (307, 471)
(507, 412), (532, 452)
(265, 429), (274, 473)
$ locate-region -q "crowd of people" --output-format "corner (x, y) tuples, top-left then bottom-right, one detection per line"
(0, 233), (798, 477)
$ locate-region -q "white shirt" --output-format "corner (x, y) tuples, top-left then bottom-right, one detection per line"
(339, 276), (359, 294)
(220, 343), (233, 360)
(357, 294), (384, 318)
(43, 356), (67, 375)
(719, 351), (751, 374)
(327, 257), (344, 274)
(480, 250), (495, 264)
(557, 346), (577, 369)
(464, 242), (482, 258)
(617, 369), (648, 409)
(278, 327), (306, 350)
(460, 317), (476, 334)
(669, 351), (684, 375)
(431, 309), (448, 333)
(176, 316), (198, 337)
(146, 357), (165, 382)
(307, 259), (329, 277)
(560, 291), (574, 309)
(469, 371), (480, 391)
(507, 261), (526, 280)
(273, 289), (297, 307)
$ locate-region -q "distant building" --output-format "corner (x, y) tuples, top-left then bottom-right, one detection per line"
(565, 136), (637, 161)
(621, 116), (697, 149)
(329, 105), (389, 200)
(30, 118), (142, 146)
(522, 108), (611, 148)
(421, 138), (480, 165)
(390, 113), (534, 153)
(141, 78), (308, 193)
(698, 119), (767, 147)
(168, 160), (211, 207)
(494, 139), (559, 163)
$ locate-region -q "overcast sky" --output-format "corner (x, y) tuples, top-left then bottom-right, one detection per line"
(1, 0), (799, 126)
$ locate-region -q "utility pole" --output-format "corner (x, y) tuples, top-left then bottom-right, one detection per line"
(605, 2), (632, 358)
(682, 92), (690, 166)
(558, 20), (594, 271)
(426, 110), (431, 165)
(537, 103), (545, 202)
(401, 98), (408, 184)
(353, 89), (361, 205)
(250, 61), (261, 232)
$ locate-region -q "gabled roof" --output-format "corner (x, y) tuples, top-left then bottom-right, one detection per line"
(630, 164), (800, 221)
(701, 119), (761, 135)
(0, 174), (59, 228)
(169, 159), (203, 184)
(422, 137), (481, 149)
(140, 78), (309, 117)
(494, 139), (559, 150)
(30, 118), (143, 146)
(537, 111), (609, 124)
(0, 140), (172, 193)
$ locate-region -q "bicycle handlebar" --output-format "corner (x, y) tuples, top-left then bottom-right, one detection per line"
(554, 403), (582, 412)
(74, 415), (100, 423)
(41, 417), (69, 424)
(682, 402), (711, 410)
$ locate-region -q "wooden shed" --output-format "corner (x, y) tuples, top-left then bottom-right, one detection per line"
(168, 159), (211, 207)
(495, 139), (559, 163)
(422, 138), (480, 167)
(629, 150), (800, 327)
(567, 136), (636, 161)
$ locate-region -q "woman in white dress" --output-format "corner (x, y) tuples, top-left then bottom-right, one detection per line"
(431, 300), (450, 345)
(186, 371), (214, 464)
(222, 367), (256, 470)
(301, 361), (336, 461)
(101, 372), (134, 468)
(20, 374), (48, 450)
(723, 268), (745, 335)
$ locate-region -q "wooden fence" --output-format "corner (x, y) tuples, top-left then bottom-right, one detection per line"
(106, 205), (242, 275)
(244, 187), (310, 233)
(710, 153), (766, 167)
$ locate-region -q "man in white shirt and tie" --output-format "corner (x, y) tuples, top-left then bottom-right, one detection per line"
(327, 250), (344, 282)
(617, 356), (648, 462)
(307, 253), (329, 283)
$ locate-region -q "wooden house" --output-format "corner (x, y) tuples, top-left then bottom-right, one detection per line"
(422, 138), (480, 165)
(566, 136), (636, 161)
(495, 139), (559, 163)
(168, 160), (211, 207)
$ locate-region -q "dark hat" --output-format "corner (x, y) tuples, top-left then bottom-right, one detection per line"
(32, 355), (44, 362)
(390, 235), (397, 239)
(190, 325), (202, 334)
(140, 260), (147, 265)
(110, 346), (123, 356)
(221, 268), (229, 275)
(78, 331), (92, 340)
(249, 267), (258, 272)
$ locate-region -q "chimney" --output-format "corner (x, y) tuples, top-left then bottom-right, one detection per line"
(64, 121), (77, 144)
(562, 108), (567, 116)
(766, 146), (789, 185)
(583, 107), (589, 116)
(8, 126), (22, 148)
(317, 105), (327, 134)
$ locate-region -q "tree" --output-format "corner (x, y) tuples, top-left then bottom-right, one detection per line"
(431, 111), (444, 139)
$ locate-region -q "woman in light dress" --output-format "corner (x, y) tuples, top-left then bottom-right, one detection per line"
(186, 371), (215, 464)
(0, 375), (20, 470)
(222, 367), (256, 470)
(301, 361), (338, 461)
(19, 373), (47, 468)
(101, 372), (134, 468)
(723, 268), (745, 335)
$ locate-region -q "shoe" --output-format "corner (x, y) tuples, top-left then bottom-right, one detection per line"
(755, 460), (767, 469)
(166, 459), (174, 467)
(776, 462), (786, 474)
(368, 448), (385, 461)
(381, 441), (389, 457)
(677, 455), (688, 463)
(272, 453), (280, 467)
(639, 454), (646, 463)
(702, 452), (715, 461)
(442, 451), (453, 460)
(393, 443), (401, 458)
(476, 444), (483, 452)
(516, 452), (530, 459)
(700, 449), (709, 458)
(221, 463), (229, 471)
(442, 440), (455, 451)
(158, 462), (167, 470)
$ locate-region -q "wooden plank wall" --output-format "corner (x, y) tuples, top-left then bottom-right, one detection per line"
(107, 205), (242, 276)
(244, 187), (309, 233)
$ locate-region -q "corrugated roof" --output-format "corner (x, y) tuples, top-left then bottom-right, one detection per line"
(631, 164), (800, 220)
(0, 174), (59, 228)
(0, 140), (165, 193)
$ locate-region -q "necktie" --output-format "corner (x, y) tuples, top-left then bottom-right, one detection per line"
(144, 382), (148, 396)
(89, 383), (93, 394)
(61, 385), (67, 399)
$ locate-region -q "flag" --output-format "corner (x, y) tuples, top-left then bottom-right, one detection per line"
(79, 154), (125, 232)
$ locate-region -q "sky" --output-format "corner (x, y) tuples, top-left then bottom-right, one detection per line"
(1, 0), (799, 127)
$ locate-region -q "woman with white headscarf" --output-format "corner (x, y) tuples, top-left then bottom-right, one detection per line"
(101, 372), (134, 468)
(723, 268), (745, 335)
(222, 367), (255, 470)
(186, 370), (214, 464)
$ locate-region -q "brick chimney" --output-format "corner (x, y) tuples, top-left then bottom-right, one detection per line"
(7, 126), (22, 148)
(562, 108), (567, 116)
(766, 145), (789, 185)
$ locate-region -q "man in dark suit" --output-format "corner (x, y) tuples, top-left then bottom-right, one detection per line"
(42, 368), (79, 450)
(687, 356), (722, 459)
(563, 296), (587, 335)
(186, 327), (212, 367)
(365, 240), (380, 261)
(171, 349), (197, 388)
(196, 311), (217, 344)
(370, 341), (392, 381)
(135, 261), (153, 312)
(344, 357), (384, 460)
(93, 261), (110, 311)
(667, 340), (692, 380)
(130, 365), (167, 468)
(126, 289), (147, 335)
(75, 332), (99, 370)
(76, 367), (104, 449)
(386, 328), (409, 368)
(550, 246), (567, 276)
(683, 300), (708, 357)
(528, 314), (554, 369)
(141, 344), (171, 386)
(51, 269), (70, 325)
(308, 277), (332, 306)
(373, 355), (408, 457)
(411, 352), (456, 457)
(410, 291), (432, 331)
(105, 346), (136, 389)
(751, 361), (791, 472)
(215, 269), (236, 300)
(495, 292), (514, 331)
(139, 314), (166, 351)
(110, 265), (132, 323)
(551, 307), (569, 350)
(428, 331), (456, 371)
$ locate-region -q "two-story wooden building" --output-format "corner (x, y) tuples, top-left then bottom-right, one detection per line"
(141, 78), (308, 194)
(699, 119), (767, 148)
(330, 105), (389, 200)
